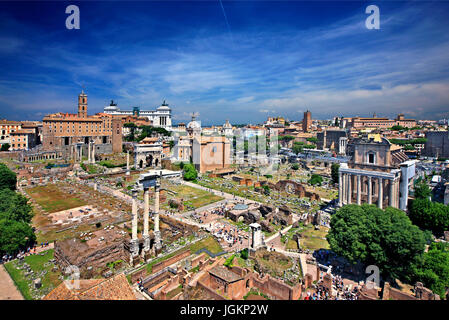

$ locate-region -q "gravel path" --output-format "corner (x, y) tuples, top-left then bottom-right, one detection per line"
(0, 264), (24, 300)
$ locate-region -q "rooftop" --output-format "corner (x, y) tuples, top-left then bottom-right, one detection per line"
(43, 273), (136, 300)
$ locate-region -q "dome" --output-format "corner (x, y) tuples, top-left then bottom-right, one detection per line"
(187, 120), (201, 129)
(187, 114), (201, 130)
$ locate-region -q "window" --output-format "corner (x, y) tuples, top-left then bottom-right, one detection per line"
(367, 152), (375, 164)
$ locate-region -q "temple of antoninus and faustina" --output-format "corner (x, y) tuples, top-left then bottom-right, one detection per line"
(338, 135), (416, 211)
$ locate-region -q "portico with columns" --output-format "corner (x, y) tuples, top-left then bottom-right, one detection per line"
(337, 135), (415, 211)
(338, 163), (401, 209)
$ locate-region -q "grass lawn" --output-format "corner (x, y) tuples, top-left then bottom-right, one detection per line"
(189, 236), (223, 255)
(26, 184), (87, 213)
(4, 249), (62, 300)
(286, 239), (298, 250)
(299, 225), (330, 250)
(161, 182), (223, 212)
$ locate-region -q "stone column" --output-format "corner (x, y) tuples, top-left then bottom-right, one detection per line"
(356, 175), (361, 205)
(142, 187), (151, 259)
(394, 180), (398, 207)
(126, 150), (130, 176)
(130, 188), (139, 264)
(91, 142), (95, 164)
(338, 171), (343, 207)
(378, 177), (383, 209)
(389, 179), (395, 207)
(368, 176), (372, 205)
(88, 142), (91, 163)
(347, 174), (352, 204)
(154, 180), (162, 252)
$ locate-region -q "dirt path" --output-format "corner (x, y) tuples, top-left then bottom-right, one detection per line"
(0, 265), (24, 300)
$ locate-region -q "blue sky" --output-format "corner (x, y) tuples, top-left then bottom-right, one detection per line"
(0, 1), (449, 125)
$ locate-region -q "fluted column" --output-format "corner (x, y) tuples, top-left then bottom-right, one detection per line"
(356, 175), (361, 205)
(91, 142), (95, 164)
(154, 181), (162, 251)
(347, 174), (352, 204)
(395, 179), (400, 208)
(338, 171), (343, 207)
(389, 179), (395, 207)
(88, 142), (91, 163)
(143, 187), (150, 253)
(126, 150), (130, 176)
(378, 177), (383, 209)
(368, 176), (372, 204)
(130, 188), (139, 259)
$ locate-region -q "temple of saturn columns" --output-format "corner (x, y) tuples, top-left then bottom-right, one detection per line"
(129, 170), (182, 265)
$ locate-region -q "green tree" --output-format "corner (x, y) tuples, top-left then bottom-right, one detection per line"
(291, 163), (299, 170)
(308, 174), (323, 186)
(0, 219), (35, 254)
(331, 163), (340, 184)
(414, 181), (431, 200)
(0, 187), (35, 255)
(409, 198), (449, 234)
(0, 163), (17, 190)
(306, 137), (318, 144)
(241, 248), (249, 260)
(1, 143), (10, 151)
(137, 125), (170, 141)
(327, 204), (426, 282)
(0, 189), (33, 223)
(412, 242), (449, 299)
(183, 163), (198, 181)
(292, 143), (304, 155)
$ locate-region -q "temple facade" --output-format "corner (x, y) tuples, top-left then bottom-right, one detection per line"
(338, 135), (416, 211)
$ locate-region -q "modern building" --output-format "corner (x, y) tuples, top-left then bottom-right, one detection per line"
(338, 135), (415, 211)
(103, 100), (172, 130)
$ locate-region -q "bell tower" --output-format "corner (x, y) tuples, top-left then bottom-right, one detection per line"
(78, 90), (88, 118)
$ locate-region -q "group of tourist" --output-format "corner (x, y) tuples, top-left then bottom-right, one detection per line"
(304, 288), (331, 300)
(1, 241), (50, 263)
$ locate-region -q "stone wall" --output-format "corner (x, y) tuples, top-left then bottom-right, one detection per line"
(152, 250), (191, 274)
(250, 273), (301, 300)
(54, 238), (129, 276)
